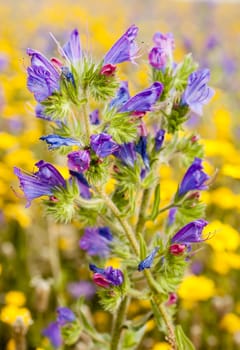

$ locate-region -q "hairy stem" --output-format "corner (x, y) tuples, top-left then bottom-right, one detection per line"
(82, 93), (91, 141)
(96, 187), (139, 256)
(96, 188), (177, 349)
(135, 188), (152, 235)
(153, 296), (176, 349)
(110, 297), (129, 350)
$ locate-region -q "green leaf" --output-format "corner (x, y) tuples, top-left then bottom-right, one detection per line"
(175, 325), (195, 350)
(61, 321), (82, 346)
(149, 184), (161, 220)
(174, 54), (198, 92)
(138, 233), (147, 260)
(107, 112), (139, 144)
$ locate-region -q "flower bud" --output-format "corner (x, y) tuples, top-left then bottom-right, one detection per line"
(169, 243), (186, 256)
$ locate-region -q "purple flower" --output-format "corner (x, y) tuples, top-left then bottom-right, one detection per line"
(169, 244), (186, 256)
(119, 82), (163, 113)
(79, 227), (112, 257)
(14, 160), (65, 207)
(61, 66), (76, 87)
(62, 28), (82, 64)
(89, 109), (100, 125)
(56, 307), (75, 326)
(0, 53), (8, 71)
(67, 281), (96, 299)
(103, 25), (139, 65)
(109, 81), (130, 110)
(167, 207), (177, 226)
(138, 247), (159, 271)
(153, 32), (175, 57)
(181, 68), (214, 116)
(171, 219), (208, 245)
(67, 150), (91, 172)
(155, 129), (165, 151)
(69, 170), (91, 199)
(178, 158), (209, 197)
(26, 48), (60, 102)
(89, 264), (124, 287)
(90, 133), (119, 158)
(135, 136), (150, 170)
(149, 47), (167, 70)
(40, 134), (81, 149)
(42, 321), (62, 348)
(114, 142), (136, 167)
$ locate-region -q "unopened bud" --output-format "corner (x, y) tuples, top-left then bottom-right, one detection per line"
(169, 243), (186, 256)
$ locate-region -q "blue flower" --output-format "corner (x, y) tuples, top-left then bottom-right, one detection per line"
(109, 81), (130, 109)
(104, 25), (139, 65)
(14, 160), (66, 207)
(79, 227), (113, 257)
(119, 82), (163, 113)
(26, 48), (60, 102)
(90, 133), (119, 158)
(178, 157), (209, 197)
(56, 307), (75, 326)
(181, 68), (214, 115)
(89, 264), (124, 287)
(40, 134), (81, 149)
(155, 129), (165, 151)
(171, 219), (208, 245)
(135, 136), (150, 170)
(89, 109), (100, 125)
(149, 47), (167, 70)
(42, 321), (62, 348)
(69, 170), (91, 199)
(114, 142), (136, 167)
(62, 28), (82, 64)
(67, 150), (91, 172)
(138, 247), (159, 271)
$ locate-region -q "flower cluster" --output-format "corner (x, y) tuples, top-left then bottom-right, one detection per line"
(13, 25), (214, 350)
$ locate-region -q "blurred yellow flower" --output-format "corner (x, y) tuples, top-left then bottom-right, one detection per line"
(6, 339), (16, 350)
(152, 342), (172, 350)
(204, 220), (239, 252)
(211, 252), (240, 275)
(222, 164), (240, 179)
(220, 313), (240, 334)
(5, 291), (26, 307)
(209, 187), (240, 210)
(4, 204), (31, 227)
(0, 305), (32, 327)
(178, 275), (215, 301)
(105, 257), (121, 269)
(0, 132), (18, 149)
(146, 319), (156, 332)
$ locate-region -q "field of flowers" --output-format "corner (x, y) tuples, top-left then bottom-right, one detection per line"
(0, 0), (240, 349)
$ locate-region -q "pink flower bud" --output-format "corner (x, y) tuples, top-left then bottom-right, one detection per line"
(100, 64), (117, 76)
(169, 243), (186, 256)
(93, 273), (111, 288)
(166, 292), (178, 306)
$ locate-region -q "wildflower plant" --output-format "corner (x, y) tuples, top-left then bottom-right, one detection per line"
(14, 26), (214, 349)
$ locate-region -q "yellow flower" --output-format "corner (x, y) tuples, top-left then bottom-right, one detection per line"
(178, 275), (215, 302)
(0, 305), (32, 327)
(222, 164), (240, 179)
(220, 313), (240, 334)
(0, 132), (18, 149)
(152, 342), (172, 350)
(5, 291), (26, 307)
(105, 257), (121, 269)
(204, 220), (239, 252)
(146, 319), (156, 332)
(211, 252), (240, 275)
(6, 339), (16, 350)
(4, 204), (31, 227)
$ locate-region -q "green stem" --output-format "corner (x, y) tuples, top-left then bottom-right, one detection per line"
(157, 203), (177, 215)
(153, 296), (176, 349)
(96, 187), (139, 256)
(82, 92), (91, 141)
(135, 188), (152, 235)
(110, 297), (129, 350)
(96, 188), (177, 349)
